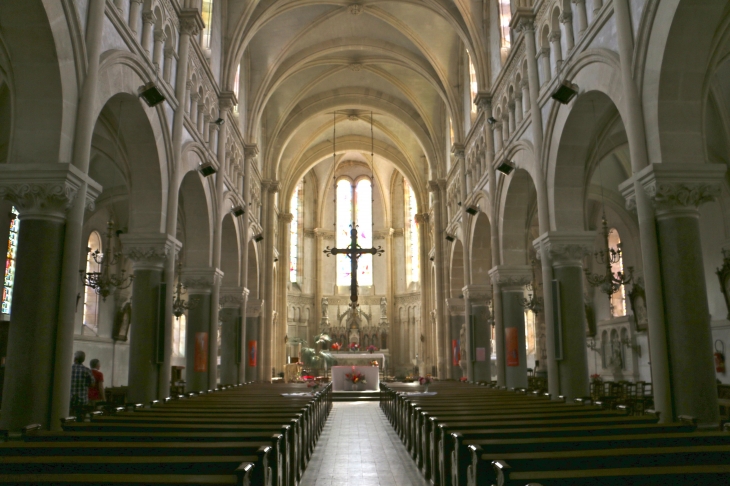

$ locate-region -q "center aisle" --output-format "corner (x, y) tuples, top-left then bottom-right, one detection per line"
(300, 402), (430, 486)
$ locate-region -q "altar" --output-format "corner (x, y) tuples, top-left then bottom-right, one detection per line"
(332, 365), (380, 392)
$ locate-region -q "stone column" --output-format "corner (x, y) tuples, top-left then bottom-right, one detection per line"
(548, 31), (563, 75)
(508, 101), (516, 133)
(490, 266), (531, 389)
(246, 299), (263, 382)
(520, 81), (530, 115)
(152, 29), (166, 69)
(560, 11), (575, 51)
(463, 285), (492, 382)
(626, 164), (724, 425)
(141, 11), (156, 55)
(446, 299), (466, 379)
(493, 123), (503, 152)
(239, 288), (249, 382)
(182, 267), (223, 391)
(572, 0), (588, 35)
(534, 232), (595, 400)
(538, 48), (551, 83)
(514, 94), (523, 124)
(428, 181), (447, 378)
(416, 213), (431, 369)
(262, 180), (280, 382)
(0, 165), (95, 431)
(129, 0), (144, 35)
(593, 0), (604, 15)
(219, 287), (244, 385)
(121, 233), (180, 404)
(190, 93), (199, 122)
(163, 47), (176, 84)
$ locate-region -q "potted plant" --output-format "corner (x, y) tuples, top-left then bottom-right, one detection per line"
(331, 342), (341, 351)
(366, 345), (379, 354)
(418, 375), (433, 393)
(348, 342), (360, 353)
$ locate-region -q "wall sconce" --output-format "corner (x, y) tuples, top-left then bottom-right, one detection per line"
(551, 80), (579, 105)
(198, 162), (216, 177)
(138, 82), (166, 107)
(231, 206), (245, 217)
(496, 160), (516, 175)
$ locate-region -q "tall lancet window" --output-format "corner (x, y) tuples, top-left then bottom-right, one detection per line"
(290, 182), (302, 283)
(498, 0), (512, 49)
(468, 51), (478, 114)
(335, 177), (374, 287)
(2, 207), (19, 316)
(404, 180), (420, 285)
(83, 231), (102, 334)
(201, 0), (214, 50)
(233, 64), (240, 113)
(608, 228), (626, 317)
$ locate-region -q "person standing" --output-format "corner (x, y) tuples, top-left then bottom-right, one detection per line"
(88, 358), (104, 404)
(70, 351), (95, 417)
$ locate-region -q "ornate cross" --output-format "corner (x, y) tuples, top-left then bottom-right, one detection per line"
(324, 224), (384, 310)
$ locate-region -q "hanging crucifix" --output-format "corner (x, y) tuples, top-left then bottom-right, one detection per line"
(323, 224), (384, 310)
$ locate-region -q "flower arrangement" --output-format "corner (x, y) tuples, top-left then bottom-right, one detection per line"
(418, 375), (433, 386)
(366, 345), (379, 353)
(348, 342), (360, 352)
(307, 381), (321, 391)
(590, 373), (602, 382)
(459, 376), (468, 382)
(370, 360), (379, 367)
(345, 371), (366, 384)
(331, 342), (341, 351)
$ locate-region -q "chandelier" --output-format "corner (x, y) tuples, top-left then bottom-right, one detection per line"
(80, 219), (134, 301)
(584, 216), (633, 297)
(522, 259), (543, 315)
(172, 260), (199, 318)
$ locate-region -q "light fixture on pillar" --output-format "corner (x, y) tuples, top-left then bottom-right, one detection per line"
(198, 162), (217, 177)
(551, 80), (579, 105)
(445, 233), (456, 242)
(80, 219), (134, 302)
(213, 117), (225, 126)
(172, 260), (200, 318)
(487, 116), (497, 125)
(231, 205), (245, 217)
(465, 205), (479, 216)
(522, 259), (544, 315)
(583, 217), (633, 296)
(138, 81), (166, 107)
(253, 233), (264, 242)
(496, 160), (516, 175)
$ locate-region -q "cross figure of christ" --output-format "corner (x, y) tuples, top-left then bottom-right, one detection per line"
(324, 224), (384, 309)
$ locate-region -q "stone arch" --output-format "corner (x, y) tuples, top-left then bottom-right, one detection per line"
(247, 239), (259, 299)
(221, 214), (240, 287)
(469, 211), (492, 286)
(178, 170), (213, 267)
(449, 239), (465, 298)
(498, 168), (536, 266)
(643, 0), (730, 166)
(0, 0), (77, 165)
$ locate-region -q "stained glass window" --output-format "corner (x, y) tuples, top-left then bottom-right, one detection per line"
(468, 51), (478, 114)
(290, 182), (301, 283)
(336, 179), (354, 286)
(355, 179), (373, 286)
(83, 231), (102, 334)
(404, 180), (420, 285)
(233, 64), (240, 113)
(201, 0), (214, 50)
(609, 228), (626, 317)
(2, 207), (19, 315)
(173, 314), (186, 357)
(498, 0), (512, 49)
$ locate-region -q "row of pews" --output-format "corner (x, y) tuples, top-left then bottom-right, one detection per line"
(0, 382), (332, 486)
(381, 381), (730, 486)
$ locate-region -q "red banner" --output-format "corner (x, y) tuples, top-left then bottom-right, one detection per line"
(248, 340), (257, 367)
(452, 339), (460, 366)
(506, 327), (519, 367)
(194, 332), (208, 372)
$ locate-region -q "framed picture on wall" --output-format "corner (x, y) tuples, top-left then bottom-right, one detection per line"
(628, 279), (648, 333)
(113, 302), (131, 341)
(716, 251), (730, 320)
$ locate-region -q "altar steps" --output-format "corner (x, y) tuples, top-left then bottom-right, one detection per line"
(332, 391), (381, 402)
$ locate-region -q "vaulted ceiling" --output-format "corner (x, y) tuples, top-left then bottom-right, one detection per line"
(224, 0), (489, 195)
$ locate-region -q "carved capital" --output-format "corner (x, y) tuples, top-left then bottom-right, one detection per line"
(619, 163), (726, 216)
(533, 231), (596, 267)
(262, 179), (280, 194)
(179, 8), (204, 35)
(511, 7), (536, 33)
(280, 212), (294, 223)
(154, 28), (167, 42)
(349, 3), (362, 15)
(474, 92), (492, 114)
(548, 30), (561, 42)
(247, 298), (263, 317)
(0, 164), (101, 222)
(120, 233), (181, 270)
(219, 91), (237, 112)
(451, 144), (465, 161)
(462, 284), (492, 304)
(183, 267), (224, 293)
(427, 180), (440, 193)
(559, 12), (573, 23)
(489, 265), (532, 290)
(220, 286), (245, 308)
(415, 213), (429, 224)
(142, 11), (156, 24)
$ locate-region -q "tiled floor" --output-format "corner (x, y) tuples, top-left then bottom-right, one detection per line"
(299, 402), (430, 486)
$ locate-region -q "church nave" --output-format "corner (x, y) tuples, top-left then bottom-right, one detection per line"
(300, 402), (429, 486)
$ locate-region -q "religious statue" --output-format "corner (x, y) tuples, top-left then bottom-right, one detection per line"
(609, 346), (624, 380)
(321, 297), (328, 318)
(380, 297), (387, 317)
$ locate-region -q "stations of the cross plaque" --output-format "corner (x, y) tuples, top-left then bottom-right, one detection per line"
(324, 224), (384, 310)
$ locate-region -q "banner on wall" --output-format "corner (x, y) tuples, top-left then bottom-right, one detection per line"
(452, 339), (460, 366)
(194, 332), (208, 372)
(248, 340), (257, 367)
(506, 327), (519, 367)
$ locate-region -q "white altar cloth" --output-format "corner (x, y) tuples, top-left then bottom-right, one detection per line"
(332, 365), (380, 391)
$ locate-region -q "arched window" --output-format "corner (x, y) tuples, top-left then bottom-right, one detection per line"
(449, 117), (455, 146)
(2, 207), (19, 316)
(468, 51), (478, 114)
(201, 0), (214, 50)
(290, 182), (302, 283)
(608, 228), (626, 317)
(83, 231), (102, 334)
(524, 309), (536, 355)
(404, 180), (420, 285)
(498, 0), (512, 49)
(233, 64), (240, 114)
(173, 314), (186, 357)
(335, 177), (374, 287)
